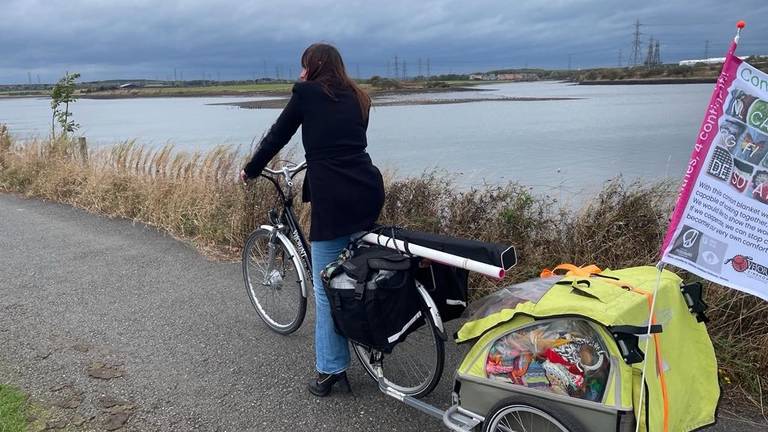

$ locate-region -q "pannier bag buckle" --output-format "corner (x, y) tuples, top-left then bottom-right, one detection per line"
(680, 282), (709, 323)
(354, 281), (366, 301)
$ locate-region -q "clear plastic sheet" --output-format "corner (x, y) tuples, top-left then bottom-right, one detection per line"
(467, 276), (562, 320)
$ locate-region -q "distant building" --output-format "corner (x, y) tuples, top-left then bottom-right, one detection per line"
(678, 56), (748, 66)
(496, 73), (538, 81)
(470, 73), (538, 81)
(119, 82), (139, 89)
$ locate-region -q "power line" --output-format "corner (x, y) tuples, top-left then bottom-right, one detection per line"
(645, 36), (655, 66)
(393, 55), (399, 79)
(644, 36), (662, 67)
(631, 19), (643, 66)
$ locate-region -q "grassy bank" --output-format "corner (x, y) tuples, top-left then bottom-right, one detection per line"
(1, 128), (767, 409)
(491, 56), (768, 83)
(0, 79), (482, 100)
(0, 385), (28, 432)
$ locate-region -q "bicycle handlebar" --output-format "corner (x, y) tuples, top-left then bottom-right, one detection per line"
(262, 161), (307, 179)
(256, 161), (307, 192)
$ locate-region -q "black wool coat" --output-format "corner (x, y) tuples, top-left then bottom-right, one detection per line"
(243, 81), (385, 241)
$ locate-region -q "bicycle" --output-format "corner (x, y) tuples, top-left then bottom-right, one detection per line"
(242, 161), (445, 398)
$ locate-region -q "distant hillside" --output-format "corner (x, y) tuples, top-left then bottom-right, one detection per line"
(489, 56), (768, 83)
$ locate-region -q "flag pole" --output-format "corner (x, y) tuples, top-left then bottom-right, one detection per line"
(634, 261), (666, 432)
(735, 20), (745, 44)
(727, 20), (745, 58)
(636, 21), (745, 432)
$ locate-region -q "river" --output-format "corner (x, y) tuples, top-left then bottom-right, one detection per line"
(0, 81), (712, 196)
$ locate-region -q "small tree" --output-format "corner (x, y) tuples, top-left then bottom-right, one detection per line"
(50, 72), (80, 138)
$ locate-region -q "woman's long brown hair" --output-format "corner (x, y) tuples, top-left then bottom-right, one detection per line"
(301, 43), (371, 121)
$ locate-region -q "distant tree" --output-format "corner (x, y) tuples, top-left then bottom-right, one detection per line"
(425, 81), (449, 88)
(368, 75), (401, 89)
(50, 72), (80, 138)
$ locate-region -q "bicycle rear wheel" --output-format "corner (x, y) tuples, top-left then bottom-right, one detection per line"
(243, 228), (307, 334)
(352, 287), (444, 398)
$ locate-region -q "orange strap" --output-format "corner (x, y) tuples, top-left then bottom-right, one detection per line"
(540, 263), (602, 278)
(598, 278), (670, 432)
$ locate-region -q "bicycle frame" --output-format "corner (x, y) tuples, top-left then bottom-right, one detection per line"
(280, 204), (312, 276)
(259, 164), (312, 278)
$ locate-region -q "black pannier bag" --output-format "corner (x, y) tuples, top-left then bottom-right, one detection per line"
(322, 243), (424, 353)
(415, 263), (469, 322)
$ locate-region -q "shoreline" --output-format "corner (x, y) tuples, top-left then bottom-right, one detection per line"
(211, 95), (582, 109)
(0, 76), (717, 101)
(578, 77), (716, 85)
(0, 83), (488, 101)
(77, 84), (494, 100)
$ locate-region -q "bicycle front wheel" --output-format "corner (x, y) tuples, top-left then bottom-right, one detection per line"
(242, 228), (307, 335)
(352, 289), (444, 398)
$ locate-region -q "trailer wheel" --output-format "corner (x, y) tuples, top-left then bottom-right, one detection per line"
(482, 395), (586, 432)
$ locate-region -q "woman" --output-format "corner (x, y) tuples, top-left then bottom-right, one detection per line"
(241, 43), (385, 396)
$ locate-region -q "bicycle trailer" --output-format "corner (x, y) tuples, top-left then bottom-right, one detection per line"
(444, 265), (719, 432)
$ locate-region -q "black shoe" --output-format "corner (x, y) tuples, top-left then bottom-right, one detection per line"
(308, 371), (351, 397)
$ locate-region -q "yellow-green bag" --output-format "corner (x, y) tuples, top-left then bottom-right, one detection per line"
(455, 265), (719, 432)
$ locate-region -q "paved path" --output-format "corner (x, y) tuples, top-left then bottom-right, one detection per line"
(0, 193), (764, 431)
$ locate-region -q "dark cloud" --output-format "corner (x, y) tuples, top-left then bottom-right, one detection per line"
(1, 0), (766, 83)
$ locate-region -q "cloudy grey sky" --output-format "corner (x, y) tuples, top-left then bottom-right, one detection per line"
(2, 0), (767, 83)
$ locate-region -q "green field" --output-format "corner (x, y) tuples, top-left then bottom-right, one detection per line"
(0, 78), (489, 99)
(121, 82), (294, 94)
(0, 81), (297, 98)
(0, 385), (27, 432)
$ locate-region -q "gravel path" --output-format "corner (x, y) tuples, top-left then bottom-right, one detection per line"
(0, 193), (764, 431)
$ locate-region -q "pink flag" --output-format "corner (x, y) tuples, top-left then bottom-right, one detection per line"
(660, 39), (768, 301)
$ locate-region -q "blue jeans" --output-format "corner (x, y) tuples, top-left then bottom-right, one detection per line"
(311, 234), (353, 374)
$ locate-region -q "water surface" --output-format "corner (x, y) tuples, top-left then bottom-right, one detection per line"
(0, 82), (712, 196)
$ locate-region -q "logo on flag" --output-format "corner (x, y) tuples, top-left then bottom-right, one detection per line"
(725, 254), (768, 279)
(726, 255), (751, 272)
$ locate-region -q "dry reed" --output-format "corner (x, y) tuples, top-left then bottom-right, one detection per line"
(0, 129), (766, 408)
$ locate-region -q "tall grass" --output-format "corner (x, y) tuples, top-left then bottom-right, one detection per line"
(0, 128), (766, 409)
